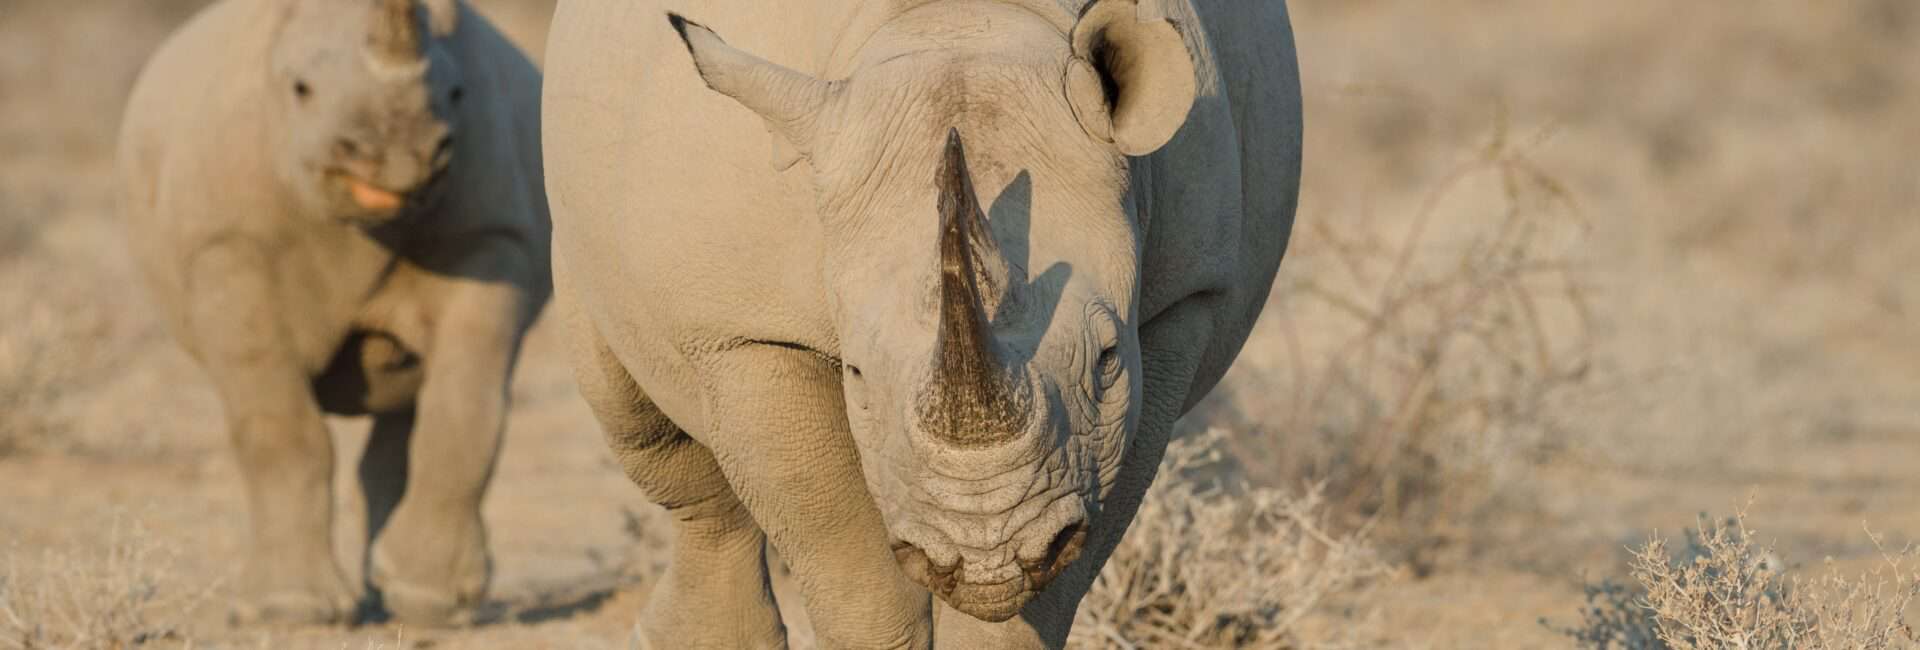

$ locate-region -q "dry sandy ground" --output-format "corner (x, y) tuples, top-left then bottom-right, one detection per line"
(2, 1), (1916, 648)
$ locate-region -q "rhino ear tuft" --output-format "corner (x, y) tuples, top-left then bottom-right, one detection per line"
(1066, 0), (1197, 156)
(666, 13), (695, 51)
(668, 13), (835, 170)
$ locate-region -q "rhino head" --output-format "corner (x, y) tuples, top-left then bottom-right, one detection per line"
(269, 0), (465, 224)
(671, 0), (1197, 621)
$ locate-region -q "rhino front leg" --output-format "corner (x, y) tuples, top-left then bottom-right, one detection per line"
(700, 345), (934, 650)
(185, 242), (356, 625)
(555, 283), (786, 649)
(365, 277), (528, 626)
(218, 378), (359, 626)
(932, 298), (1215, 648)
(356, 407), (413, 588)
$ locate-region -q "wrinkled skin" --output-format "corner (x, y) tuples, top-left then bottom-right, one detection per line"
(118, 0), (549, 627)
(543, 0), (1298, 646)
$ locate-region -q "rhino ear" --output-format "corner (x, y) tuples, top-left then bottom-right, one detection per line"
(669, 13), (834, 170)
(1066, 0), (1197, 156)
(421, 0), (458, 37)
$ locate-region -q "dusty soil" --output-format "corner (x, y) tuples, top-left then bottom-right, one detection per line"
(2, 1), (1915, 648)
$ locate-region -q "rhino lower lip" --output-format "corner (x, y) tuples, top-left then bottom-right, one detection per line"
(942, 574), (1032, 622)
(893, 538), (1055, 610)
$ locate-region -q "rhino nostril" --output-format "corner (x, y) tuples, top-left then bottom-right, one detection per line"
(1018, 521), (1087, 592)
(1036, 523), (1089, 589)
(891, 539), (922, 565)
(893, 540), (961, 597)
(1051, 522), (1086, 560)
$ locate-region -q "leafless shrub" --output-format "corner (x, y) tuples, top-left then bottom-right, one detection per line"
(1207, 114), (1595, 556)
(1069, 430), (1393, 649)
(1551, 506), (1920, 650)
(0, 511), (210, 650)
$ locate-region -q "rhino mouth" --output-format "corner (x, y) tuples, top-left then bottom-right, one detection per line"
(330, 166), (449, 218)
(345, 176), (405, 212)
(891, 521), (1089, 622)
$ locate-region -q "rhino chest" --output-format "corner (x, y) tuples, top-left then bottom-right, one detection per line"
(244, 224), (412, 373)
(312, 263), (436, 415)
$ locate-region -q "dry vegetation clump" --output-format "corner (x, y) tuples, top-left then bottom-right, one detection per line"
(0, 282), (123, 456)
(0, 512), (210, 649)
(1552, 507), (1920, 650)
(1069, 430), (1393, 650)
(1203, 119), (1595, 558)
(0, 0), (201, 459)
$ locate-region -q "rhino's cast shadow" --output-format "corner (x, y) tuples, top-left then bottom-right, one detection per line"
(985, 170), (1071, 371)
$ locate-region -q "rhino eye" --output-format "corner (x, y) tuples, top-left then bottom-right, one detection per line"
(293, 79), (312, 101)
(449, 85), (465, 105)
(1095, 345), (1121, 392)
(843, 364), (869, 411)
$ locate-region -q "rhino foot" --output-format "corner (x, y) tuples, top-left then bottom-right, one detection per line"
(229, 582), (357, 627)
(631, 620), (789, 650)
(366, 518), (489, 627)
(369, 570), (479, 627)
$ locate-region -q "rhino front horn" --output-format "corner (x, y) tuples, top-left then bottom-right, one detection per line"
(919, 129), (1033, 447)
(367, 0), (426, 65)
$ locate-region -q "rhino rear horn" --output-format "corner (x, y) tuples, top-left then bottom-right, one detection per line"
(367, 0), (426, 65)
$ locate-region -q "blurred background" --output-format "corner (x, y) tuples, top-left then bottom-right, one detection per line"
(2, 1), (1915, 647)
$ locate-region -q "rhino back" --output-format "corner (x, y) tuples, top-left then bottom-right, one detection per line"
(120, 0), (280, 251)
(545, 0), (875, 428)
(434, 1), (551, 248)
(544, 0), (1300, 423)
(118, 0), (328, 348)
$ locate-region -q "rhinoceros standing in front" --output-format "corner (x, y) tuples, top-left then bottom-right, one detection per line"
(543, 0), (1299, 646)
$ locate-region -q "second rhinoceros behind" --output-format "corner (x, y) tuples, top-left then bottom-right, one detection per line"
(543, 0), (1300, 646)
(118, 0), (549, 627)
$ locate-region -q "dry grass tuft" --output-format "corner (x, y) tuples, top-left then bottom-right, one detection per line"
(0, 288), (103, 456)
(0, 512), (210, 650)
(1069, 430), (1393, 649)
(1552, 506), (1920, 649)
